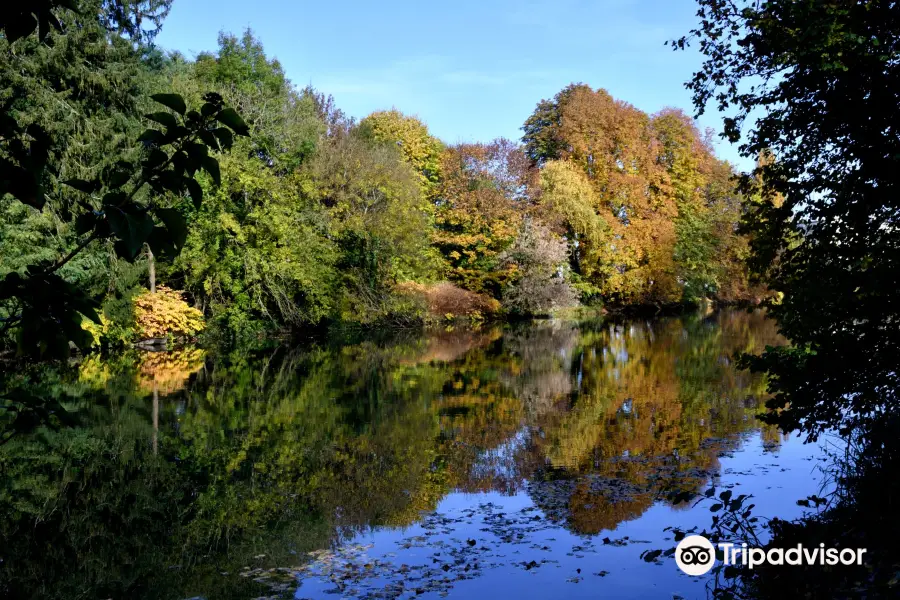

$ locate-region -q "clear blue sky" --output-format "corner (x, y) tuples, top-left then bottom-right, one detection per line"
(155, 0), (749, 169)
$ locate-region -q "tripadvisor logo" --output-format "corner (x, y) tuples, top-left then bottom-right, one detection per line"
(675, 535), (716, 575)
(674, 535), (868, 576)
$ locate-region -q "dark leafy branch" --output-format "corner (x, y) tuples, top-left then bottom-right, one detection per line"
(1, 10), (249, 358)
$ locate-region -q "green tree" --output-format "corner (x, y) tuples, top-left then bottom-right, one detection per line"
(306, 125), (439, 323)
(0, 2), (247, 357)
(674, 0), (900, 439)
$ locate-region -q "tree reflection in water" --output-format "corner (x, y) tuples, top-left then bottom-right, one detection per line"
(0, 309), (786, 599)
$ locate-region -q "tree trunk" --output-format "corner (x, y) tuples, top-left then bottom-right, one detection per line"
(152, 383), (159, 455)
(147, 244), (156, 293)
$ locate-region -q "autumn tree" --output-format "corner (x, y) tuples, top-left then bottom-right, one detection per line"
(499, 219), (577, 316)
(523, 84), (679, 305)
(433, 138), (536, 296)
(359, 109), (444, 198)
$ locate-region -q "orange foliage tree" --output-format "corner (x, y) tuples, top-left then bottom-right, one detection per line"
(524, 84), (754, 306)
(433, 138), (537, 296)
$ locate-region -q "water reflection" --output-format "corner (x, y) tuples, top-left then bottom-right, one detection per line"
(0, 309), (788, 599)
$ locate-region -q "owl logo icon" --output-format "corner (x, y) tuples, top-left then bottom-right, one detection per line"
(675, 535), (716, 575)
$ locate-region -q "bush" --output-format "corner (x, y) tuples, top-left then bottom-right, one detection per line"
(395, 281), (500, 321)
(133, 286), (205, 339)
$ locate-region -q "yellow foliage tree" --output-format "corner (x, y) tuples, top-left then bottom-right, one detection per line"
(359, 109), (445, 198)
(133, 286), (205, 339)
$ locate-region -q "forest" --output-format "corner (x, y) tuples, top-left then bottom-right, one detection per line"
(1, 1), (765, 355)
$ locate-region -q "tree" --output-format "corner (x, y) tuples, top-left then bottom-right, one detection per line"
(0, 3), (248, 357)
(674, 0), (900, 439)
(499, 219), (577, 316)
(359, 109), (444, 198)
(433, 138), (535, 296)
(307, 125), (439, 323)
(537, 159), (610, 299)
(522, 85), (679, 305)
(192, 29), (326, 173)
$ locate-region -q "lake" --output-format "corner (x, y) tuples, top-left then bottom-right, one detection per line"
(0, 309), (830, 599)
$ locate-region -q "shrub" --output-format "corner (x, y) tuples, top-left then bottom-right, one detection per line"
(133, 286), (205, 339)
(395, 281), (500, 320)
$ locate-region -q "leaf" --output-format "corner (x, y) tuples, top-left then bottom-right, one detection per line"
(156, 207), (187, 249)
(104, 161), (133, 189)
(152, 170), (187, 195)
(641, 549), (662, 563)
(213, 127), (234, 150)
(710, 503), (723, 512)
(146, 226), (176, 258)
(215, 108), (250, 136)
(3, 13), (37, 43)
(201, 102), (218, 118)
(62, 179), (100, 194)
(137, 129), (164, 144)
(186, 177), (203, 209)
(142, 148), (168, 170)
(146, 112), (179, 129)
(201, 156), (221, 186)
(198, 129), (219, 151)
(107, 207), (154, 259)
(151, 93), (187, 115)
(185, 142), (208, 161)
(74, 212), (97, 235)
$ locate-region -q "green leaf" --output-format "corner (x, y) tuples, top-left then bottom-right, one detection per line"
(74, 212), (97, 235)
(137, 129), (164, 144)
(201, 156), (221, 186)
(185, 142), (208, 161)
(62, 179), (100, 194)
(146, 112), (179, 129)
(201, 102), (218, 118)
(107, 207), (154, 260)
(151, 93), (187, 115)
(156, 207), (187, 249)
(198, 129), (220, 151)
(215, 108), (250, 136)
(186, 177), (203, 209)
(153, 171), (187, 195)
(213, 127), (234, 150)
(107, 169), (131, 189)
(142, 148), (168, 170)
(146, 226), (176, 258)
(101, 161), (133, 190)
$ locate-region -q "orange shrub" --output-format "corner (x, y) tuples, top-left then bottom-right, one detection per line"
(133, 286), (205, 339)
(396, 281), (500, 319)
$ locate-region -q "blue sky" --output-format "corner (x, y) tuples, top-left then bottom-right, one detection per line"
(156, 0), (749, 169)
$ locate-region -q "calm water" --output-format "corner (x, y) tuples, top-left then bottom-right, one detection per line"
(0, 310), (829, 599)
